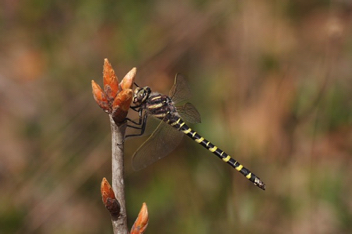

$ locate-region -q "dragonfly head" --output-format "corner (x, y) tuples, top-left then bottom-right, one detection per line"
(133, 86), (151, 106)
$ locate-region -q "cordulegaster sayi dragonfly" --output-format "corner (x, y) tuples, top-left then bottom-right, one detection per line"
(127, 74), (266, 190)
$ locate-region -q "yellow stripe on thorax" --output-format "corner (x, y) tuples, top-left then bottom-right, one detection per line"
(149, 103), (163, 109)
(150, 96), (161, 101)
(153, 113), (166, 118)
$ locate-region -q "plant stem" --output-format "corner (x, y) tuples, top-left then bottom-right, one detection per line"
(109, 115), (128, 234)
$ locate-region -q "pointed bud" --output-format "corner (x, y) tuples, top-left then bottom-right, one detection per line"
(92, 59), (135, 119)
(112, 89), (133, 112)
(112, 89), (133, 123)
(130, 203), (149, 234)
(120, 67), (136, 90)
(101, 177), (115, 204)
(92, 80), (111, 113)
(103, 58), (119, 100)
(101, 178), (120, 216)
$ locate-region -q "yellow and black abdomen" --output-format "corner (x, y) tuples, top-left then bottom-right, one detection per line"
(170, 117), (266, 190)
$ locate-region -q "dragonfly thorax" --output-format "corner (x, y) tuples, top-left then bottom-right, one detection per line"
(145, 93), (178, 120)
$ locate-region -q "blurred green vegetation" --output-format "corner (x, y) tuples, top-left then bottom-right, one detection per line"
(1, 0), (352, 233)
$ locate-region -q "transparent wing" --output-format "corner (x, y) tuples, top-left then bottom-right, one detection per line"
(125, 116), (160, 139)
(177, 102), (201, 124)
(169, 74), (192, 104)
(132, 119), (184, 171)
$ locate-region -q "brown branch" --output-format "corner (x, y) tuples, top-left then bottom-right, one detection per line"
(93, 59), (149, 233)
(109, 116), (128, 234)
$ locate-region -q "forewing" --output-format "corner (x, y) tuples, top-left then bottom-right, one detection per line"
(169, 74), (192, 104)
(132, 120), (184, 171)
(177, 102), (201, 124)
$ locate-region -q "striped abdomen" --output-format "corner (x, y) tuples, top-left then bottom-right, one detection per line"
(168, 116), (266, 190)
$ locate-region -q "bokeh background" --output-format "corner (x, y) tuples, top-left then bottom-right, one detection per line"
(1, 0), (352, 233)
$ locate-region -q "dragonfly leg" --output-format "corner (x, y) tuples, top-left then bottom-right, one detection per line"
(125, 111), (148, 138)
(126, 118), (142, 126)
(130, 105), (140, 112)
(126, 107), (143, 126)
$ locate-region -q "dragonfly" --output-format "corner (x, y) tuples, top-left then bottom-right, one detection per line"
(127, 74), (266, 190)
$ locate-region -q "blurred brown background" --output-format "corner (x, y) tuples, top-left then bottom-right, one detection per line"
(1, 0), (352, 233)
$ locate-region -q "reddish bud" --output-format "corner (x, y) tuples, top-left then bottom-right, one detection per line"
(130, 203), (149, 234)
(101, 178), (120, 216)
(103, 58), (119, 100)
(120, 67), (136, 90)
(92, 59), (135, 121)
(92, 80), (110, 113)
(113, 89), (133, 112)
(101, 177), (115, 203)
(112, 89), (133, 123)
